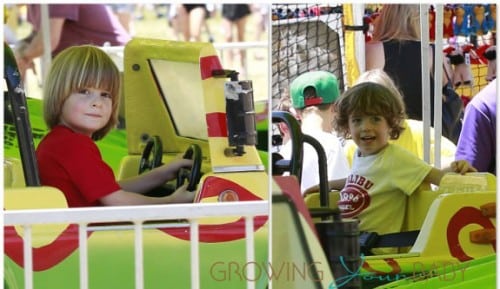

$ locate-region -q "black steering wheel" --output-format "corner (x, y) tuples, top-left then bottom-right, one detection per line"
(138, 135), (163, 174)
(176, 144), (202, 191)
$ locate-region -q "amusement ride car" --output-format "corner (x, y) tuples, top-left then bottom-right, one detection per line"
(4, 39), (270, 289)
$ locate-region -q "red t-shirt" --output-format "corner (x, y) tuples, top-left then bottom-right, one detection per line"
(36, 125), (121, 207)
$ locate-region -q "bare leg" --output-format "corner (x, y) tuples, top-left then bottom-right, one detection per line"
(189, 7), (206, 41)
(176, 5), (190, 41)
(167, 5), (181, 40)
(234, 16), (249, 75)
(253, 5), (268, 60)
(221, 17), (234, 67)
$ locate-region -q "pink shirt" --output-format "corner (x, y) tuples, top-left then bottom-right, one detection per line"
(28, 4), (131, 56)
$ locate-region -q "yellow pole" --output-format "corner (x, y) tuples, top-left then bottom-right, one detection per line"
(342, 3), (361, 87)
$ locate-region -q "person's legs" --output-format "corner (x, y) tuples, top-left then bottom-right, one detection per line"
(167, 5), (181, 40)
(221, 18), (235, 67)
(189, 7), (206, 41)
(252, 5), (268, 41)
(253, 5), (268, 60)
(176, 5), (190, 41)
(234, 16), (248, 73)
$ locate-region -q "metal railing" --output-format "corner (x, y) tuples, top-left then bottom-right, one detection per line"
(5, 201), (269, 289)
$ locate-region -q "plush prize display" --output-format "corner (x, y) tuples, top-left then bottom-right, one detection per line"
(443, 5), (455, 39)
(483, 45), (496, 82)
(453, 5), (470, 36)
(487, 4), (496, 33)
(363, 6), (380, 43)
(471, 4), (489, 36)
(429, 6), (436, 42)
(363, 14), (374, 42)
(443, 44), (474, 88)
(427, 6), (460, 41)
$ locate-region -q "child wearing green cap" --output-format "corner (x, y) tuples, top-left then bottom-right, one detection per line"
(278, 71), (350, 194)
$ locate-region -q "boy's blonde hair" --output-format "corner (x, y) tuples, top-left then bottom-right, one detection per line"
(43, 45), (121, 140)
(334, 82), (406, 139)
(372, 4), (421, 42)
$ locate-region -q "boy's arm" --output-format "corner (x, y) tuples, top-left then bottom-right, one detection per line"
(118, 159), (193, 194)
(425, 160), (478, 186)
(304, 178), (346, 195)
(100, 184), (194, 206)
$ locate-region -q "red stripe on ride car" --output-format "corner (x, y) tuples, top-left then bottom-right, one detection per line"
(195, 176), (263, 201)
(163, 176), (267, 242)
(164, 216), (268, 243)
(200, 55), (223, 80)
(4, 224), (85, 271)
(206, 112), (228, 137)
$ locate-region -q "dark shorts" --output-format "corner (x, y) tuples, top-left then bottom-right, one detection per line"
(222, 4), (251, 21)
(183, 4), (206, 14)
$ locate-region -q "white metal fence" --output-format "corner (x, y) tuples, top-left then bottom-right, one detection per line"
(4, 201), (269, 289)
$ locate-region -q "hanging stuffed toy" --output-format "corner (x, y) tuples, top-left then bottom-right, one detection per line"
(476, 44), (491, 63)
(470, 4), (489, 36)
(363, 14), (374, 42)
(443, 5), (455, 39)
(458, 44), (475, 87)
(363, 8), (379, 43)
(453, 5), (470, 36)
(429, 5), (436, 42)
(483, 45), (496, 82)
(444, 45), (474, 88)
(486, 4), (496, 35)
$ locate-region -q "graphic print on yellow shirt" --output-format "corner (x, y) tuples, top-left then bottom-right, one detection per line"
(337, 144), (432, 235)
(338, 174), (373, 218)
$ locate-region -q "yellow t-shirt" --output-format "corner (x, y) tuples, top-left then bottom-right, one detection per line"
(339, 144), (433, 235)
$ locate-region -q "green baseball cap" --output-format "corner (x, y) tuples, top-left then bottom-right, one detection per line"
(290, 71), (340, 109)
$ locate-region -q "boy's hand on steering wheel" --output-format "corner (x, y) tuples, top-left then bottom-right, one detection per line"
(168, 183), (196, 203)
(171, 159), (194, 171)
(156, 159), (194, 181)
